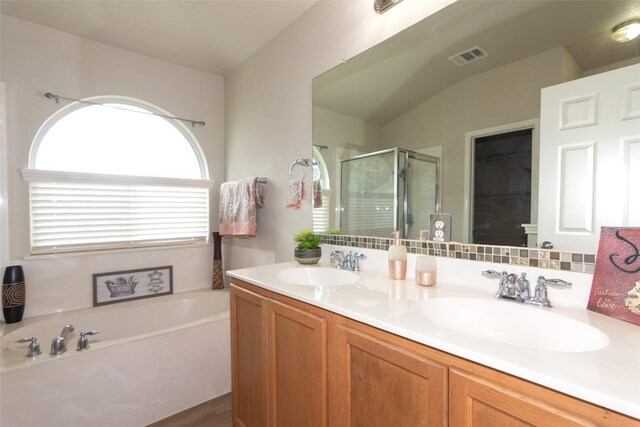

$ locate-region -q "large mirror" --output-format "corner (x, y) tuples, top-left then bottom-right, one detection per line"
(312, 0), (640, 253)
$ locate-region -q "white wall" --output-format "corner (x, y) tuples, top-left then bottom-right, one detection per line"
(0, 83), (8, 271)
(0, 15), (225, 317)
(225, 0), (455, 264)
(382, 47), (583, 240)
(313, 105), (383, 230)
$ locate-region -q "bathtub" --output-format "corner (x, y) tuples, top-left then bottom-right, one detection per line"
(0, 289), (231, 427)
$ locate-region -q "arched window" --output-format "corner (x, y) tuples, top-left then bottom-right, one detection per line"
(23, 96), (213, 254)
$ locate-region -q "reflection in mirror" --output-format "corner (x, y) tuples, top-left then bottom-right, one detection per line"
(312, 145), (331, 233)
(340, 148), (439, 239)
(312, 0), (640, 253)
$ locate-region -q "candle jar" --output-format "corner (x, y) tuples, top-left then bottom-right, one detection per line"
(415, 256), (437, 287)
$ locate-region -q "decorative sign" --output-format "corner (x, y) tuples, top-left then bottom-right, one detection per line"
(93, 266), (173, 306)
(588, 228), (640, 326)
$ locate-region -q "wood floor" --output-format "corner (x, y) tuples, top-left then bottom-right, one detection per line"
(148, 393), (232, 427)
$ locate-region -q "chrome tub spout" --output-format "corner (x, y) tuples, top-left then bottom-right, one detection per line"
(50, 324), (74, 356)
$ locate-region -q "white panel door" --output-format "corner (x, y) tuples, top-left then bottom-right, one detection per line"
(538, 63), (640, 253)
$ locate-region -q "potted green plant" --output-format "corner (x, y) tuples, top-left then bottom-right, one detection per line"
(293, 229), (322, 265)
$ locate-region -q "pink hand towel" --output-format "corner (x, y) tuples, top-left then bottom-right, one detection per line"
(286, 177), (305, 209)
(219, 177), (265, 237)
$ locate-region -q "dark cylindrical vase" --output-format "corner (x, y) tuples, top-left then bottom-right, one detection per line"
(212, 232), (224, 289)
(3, 265), (25, 324)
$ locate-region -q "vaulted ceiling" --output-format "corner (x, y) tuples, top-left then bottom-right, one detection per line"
(313, 0), (640, 124)
(1, 0), (316, 76)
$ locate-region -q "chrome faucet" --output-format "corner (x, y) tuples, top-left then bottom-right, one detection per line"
(330, 250), (366, 271)
(514, 272), (531, 301)
(77, 330), (100, 351)
(482, 270), (571, 307)
(50, 324), (74, 356)
(532, 276), (572, 307)
(16, 337), (42, 358)
(496, 271), (516, 296)
(330, 250), (345, 263)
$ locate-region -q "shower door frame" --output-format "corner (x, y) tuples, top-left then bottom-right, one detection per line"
(404, 150), (441, 239)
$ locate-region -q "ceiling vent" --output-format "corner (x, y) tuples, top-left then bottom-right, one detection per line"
(448, 46), (488, 66)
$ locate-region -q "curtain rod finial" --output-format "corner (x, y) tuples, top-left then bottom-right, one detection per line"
(44, 92), (59, 104)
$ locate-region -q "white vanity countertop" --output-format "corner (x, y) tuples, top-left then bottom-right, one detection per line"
(227, 246), (640, 419)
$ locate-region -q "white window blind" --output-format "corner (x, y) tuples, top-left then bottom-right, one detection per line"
(313, 193), (331, 233)
(23, 170), (213, 254)
(343, 194), (394, 236)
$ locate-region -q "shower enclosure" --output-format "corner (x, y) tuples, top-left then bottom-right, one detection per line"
(340, 148), (440, 239)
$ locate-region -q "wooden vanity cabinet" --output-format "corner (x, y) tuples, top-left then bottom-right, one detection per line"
(230, 283), (269, 427)
(449, 365), (639, 427)
(230, 282), (329, 427)
(332, 321), (448, 426)
(230, 279), (638, 427)
(268, 299), (328, 427)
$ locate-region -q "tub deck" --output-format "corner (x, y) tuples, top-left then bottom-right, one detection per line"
(1, 289), (231, 427)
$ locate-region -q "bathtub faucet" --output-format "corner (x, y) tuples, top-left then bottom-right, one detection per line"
(50, 324), (75, 356)
(77, 330), (100, 351)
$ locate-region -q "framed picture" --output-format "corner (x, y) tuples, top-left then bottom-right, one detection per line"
(93, 266), (173, 306)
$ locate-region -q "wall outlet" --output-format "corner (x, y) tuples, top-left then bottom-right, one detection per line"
(430, 213), (452, 242)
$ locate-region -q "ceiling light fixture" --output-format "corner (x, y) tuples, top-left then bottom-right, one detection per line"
(374, 0), (403, 14)
(611, 19), (640, 43)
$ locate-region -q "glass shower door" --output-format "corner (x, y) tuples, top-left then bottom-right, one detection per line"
(340, 148), (439, 239)
(405, 153), (439, 239)
(340, 150), (396, 237)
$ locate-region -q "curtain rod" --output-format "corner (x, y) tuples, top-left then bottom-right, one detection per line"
(44, 92), (206, 128)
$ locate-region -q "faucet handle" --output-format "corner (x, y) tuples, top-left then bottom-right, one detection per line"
(538, 276), (572, 288)
(483, 270), (512, 296)
(532, 276), (571, 307)
(330, 250), (344, 261)
(483, 270), (508, 284)
(77, 330), (100, 351)
(482, 270), (505, 278)
(352, 252), (367, 271)
(16, 337), (42, 358)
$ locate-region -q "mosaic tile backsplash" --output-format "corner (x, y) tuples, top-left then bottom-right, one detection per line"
(320, 234), (596, 274)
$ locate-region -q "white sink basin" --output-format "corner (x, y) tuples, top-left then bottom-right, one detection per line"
(277, 267), (359, 287)
(421, 297), (609, 352)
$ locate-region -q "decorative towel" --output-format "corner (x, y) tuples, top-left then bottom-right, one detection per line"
(313, 179), (323, 208)
(219, 177), (265, 237)
(286, 177), (305, 209)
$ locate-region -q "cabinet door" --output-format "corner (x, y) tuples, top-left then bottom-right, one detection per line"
(268, 299), (328, 427)
(449, 368), (639, 427)
(230, 284), (269, 427)
(337, 327), (447, 426)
